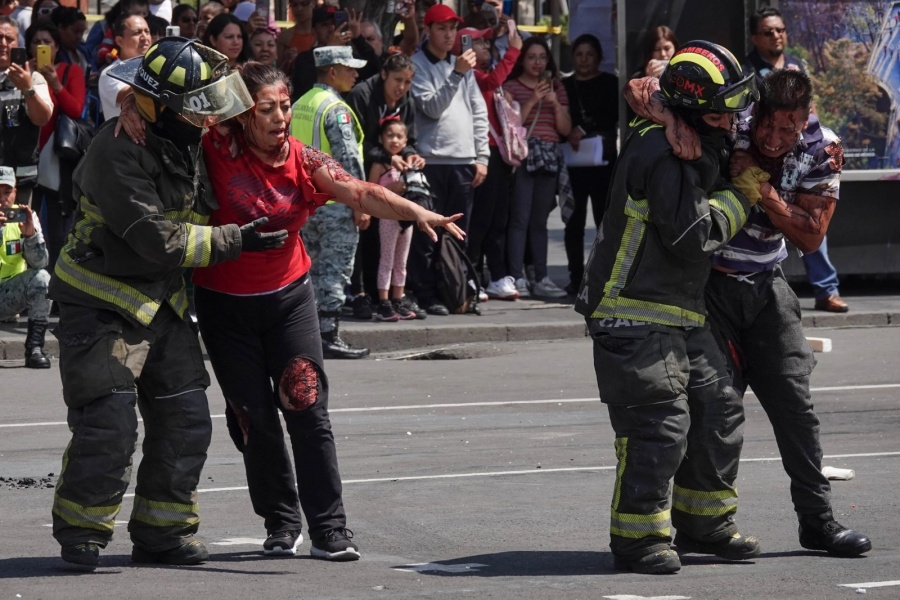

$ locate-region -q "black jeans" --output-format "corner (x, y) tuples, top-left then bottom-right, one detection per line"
(467, 147), (513, 281)
(407, 164), (474, 304)
(564, 163), (613, 288)
(194, 275), (347, 537)
(705, 268), (828, 514)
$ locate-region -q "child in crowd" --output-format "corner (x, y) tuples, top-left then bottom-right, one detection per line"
(367, 117), (425, 322)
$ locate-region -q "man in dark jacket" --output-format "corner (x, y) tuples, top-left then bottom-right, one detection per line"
(575, 41), (761, 574)
(49, 38), (283, 571)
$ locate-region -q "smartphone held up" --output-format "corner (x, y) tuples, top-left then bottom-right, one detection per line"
(10, 47), (27, 68)
(2, 207), (28, 223)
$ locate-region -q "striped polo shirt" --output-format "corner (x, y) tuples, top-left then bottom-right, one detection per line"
(711, 113), (842, 273)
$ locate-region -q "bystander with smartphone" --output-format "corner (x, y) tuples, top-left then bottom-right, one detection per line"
(0, 16), (53, 208)
(0, 164), (52, 368)
(25, 20), (84, 272)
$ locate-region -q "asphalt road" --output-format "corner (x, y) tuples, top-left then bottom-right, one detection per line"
(1, 326), (898, 600)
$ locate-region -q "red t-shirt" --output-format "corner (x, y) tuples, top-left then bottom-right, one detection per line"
(193, 131), (331, 295)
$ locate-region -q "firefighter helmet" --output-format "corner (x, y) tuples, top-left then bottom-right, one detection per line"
(659, 40), (758, 113)
(106, 37), (253, 127)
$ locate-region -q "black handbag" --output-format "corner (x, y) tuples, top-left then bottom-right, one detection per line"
(53, 65), (95, 163)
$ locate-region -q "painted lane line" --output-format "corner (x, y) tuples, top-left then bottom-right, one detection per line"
(395, 562), (489, 574)
(5, 382), (900, 429)
(111, 451), (900, 499)
(839, 581), (900, 589)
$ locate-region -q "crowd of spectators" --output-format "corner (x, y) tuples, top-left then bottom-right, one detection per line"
(1, 0), (620, 356)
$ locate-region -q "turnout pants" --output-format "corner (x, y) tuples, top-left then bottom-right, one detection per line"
(52, 302), (212, 553)
(591, 324), (743, 560)
(194, 275), (347, 538)
(705, 268), (828, 514)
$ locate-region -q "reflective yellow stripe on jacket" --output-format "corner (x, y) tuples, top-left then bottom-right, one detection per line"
(590, 196), (706, 327)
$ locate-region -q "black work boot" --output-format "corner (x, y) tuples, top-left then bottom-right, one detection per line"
(60, 542), (100, 570)
(613, 548), (681, 574)
(132, 539), (209, 565)
(675, 531), (761, 560)
(25, 319), (51, 369)
(320, 313), (369, 359)
(799, 510), (872, 556)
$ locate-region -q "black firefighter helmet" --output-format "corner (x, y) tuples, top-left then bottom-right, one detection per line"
(106, 37), (254, 127)
(659, 40), (759, 113)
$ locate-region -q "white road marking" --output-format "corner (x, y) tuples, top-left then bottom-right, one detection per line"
(394, 562), (489, 574)
(4, 383), (900, 429)
(604, 596), (691, 600)
(839, 581), (900, 589)
(104, 451), (899, 499)
(209, 537), (265, 546)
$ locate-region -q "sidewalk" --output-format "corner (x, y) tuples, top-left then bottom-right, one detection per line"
(2, 293), (899, 361)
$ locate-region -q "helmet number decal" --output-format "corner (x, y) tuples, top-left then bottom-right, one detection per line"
(188, 91), (213, 111)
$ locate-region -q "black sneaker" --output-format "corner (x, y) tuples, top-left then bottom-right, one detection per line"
(310, 528), (360, 561)
(375, 300), (399, 322)
(351, 295), (374, 320)
(132, 539), (209, 565)
(799, 511), (871, 556)
(674, 531), (761, 560)
(613, 548), (681, 574)
(263, 530), (303, 556)
(425, 301), (449, 316)
(396, 296), (426, 320)
(392, 297), (417, 320)
(61, 542), (100, 569)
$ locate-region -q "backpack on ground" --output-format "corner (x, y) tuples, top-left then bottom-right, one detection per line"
(435, 234), (480, 315)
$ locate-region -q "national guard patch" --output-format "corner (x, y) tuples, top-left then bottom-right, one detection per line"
(337, 113), (351, 125)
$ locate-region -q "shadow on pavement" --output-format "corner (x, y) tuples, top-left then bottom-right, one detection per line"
(393, 550), (612, 577)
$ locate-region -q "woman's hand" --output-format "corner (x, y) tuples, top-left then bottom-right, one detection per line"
(248, 11), (268, 33)
(330, 23), (350, 46)
(508, 22), (523, 50)
(417, 211), (464, 243)
(645, 58), (668, 78)
(531, 80), (550, 103)
(353, 208), (371, 230)
(36, 63), (61, 93)
(347, 7), (362, 39)
(568, 127), (585, 151)
(113, 93), (147, 145)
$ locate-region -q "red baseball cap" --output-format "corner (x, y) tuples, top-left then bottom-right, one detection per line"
(424, 4), (464, 26)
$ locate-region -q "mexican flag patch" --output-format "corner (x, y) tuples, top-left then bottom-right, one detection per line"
(337, 113), (351, 125)
(6, 239), (22, 255)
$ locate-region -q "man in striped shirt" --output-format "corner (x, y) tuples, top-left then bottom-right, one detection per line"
(708, 68), (871, 557)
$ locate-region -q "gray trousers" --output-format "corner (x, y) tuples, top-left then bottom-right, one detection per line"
(0, 268), (51, 321)
(705, 268), (829, 514)
(302, 203), (358, 320)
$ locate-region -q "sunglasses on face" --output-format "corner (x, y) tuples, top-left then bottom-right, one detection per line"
(38, 6), (58, 15)
(759, 27), (786, 37)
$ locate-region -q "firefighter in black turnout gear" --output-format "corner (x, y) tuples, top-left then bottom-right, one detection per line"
(49, 38), (279, 570)
(574, 41), (763, 574)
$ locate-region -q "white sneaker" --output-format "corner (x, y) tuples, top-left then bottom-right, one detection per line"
(532, 276), (567, 299)
(478, 290), (489, 302)
(514, 277), (532, 298)
(485, 276), (519, 300)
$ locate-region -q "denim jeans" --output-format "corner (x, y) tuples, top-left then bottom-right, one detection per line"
(802, 235), (840, 299)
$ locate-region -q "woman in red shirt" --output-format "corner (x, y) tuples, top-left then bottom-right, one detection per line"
(27, 21), (85, 272)
(123, 61), (463, 562)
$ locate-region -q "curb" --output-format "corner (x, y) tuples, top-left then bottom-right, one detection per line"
(2, 311), (897, 362)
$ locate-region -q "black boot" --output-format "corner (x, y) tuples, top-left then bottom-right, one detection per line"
(25, 319), (51, 369)
(320, 313), (369, 359)
(799, 510), (872, 556)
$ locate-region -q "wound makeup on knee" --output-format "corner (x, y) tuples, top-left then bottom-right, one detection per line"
(278, 357), (319, 411)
